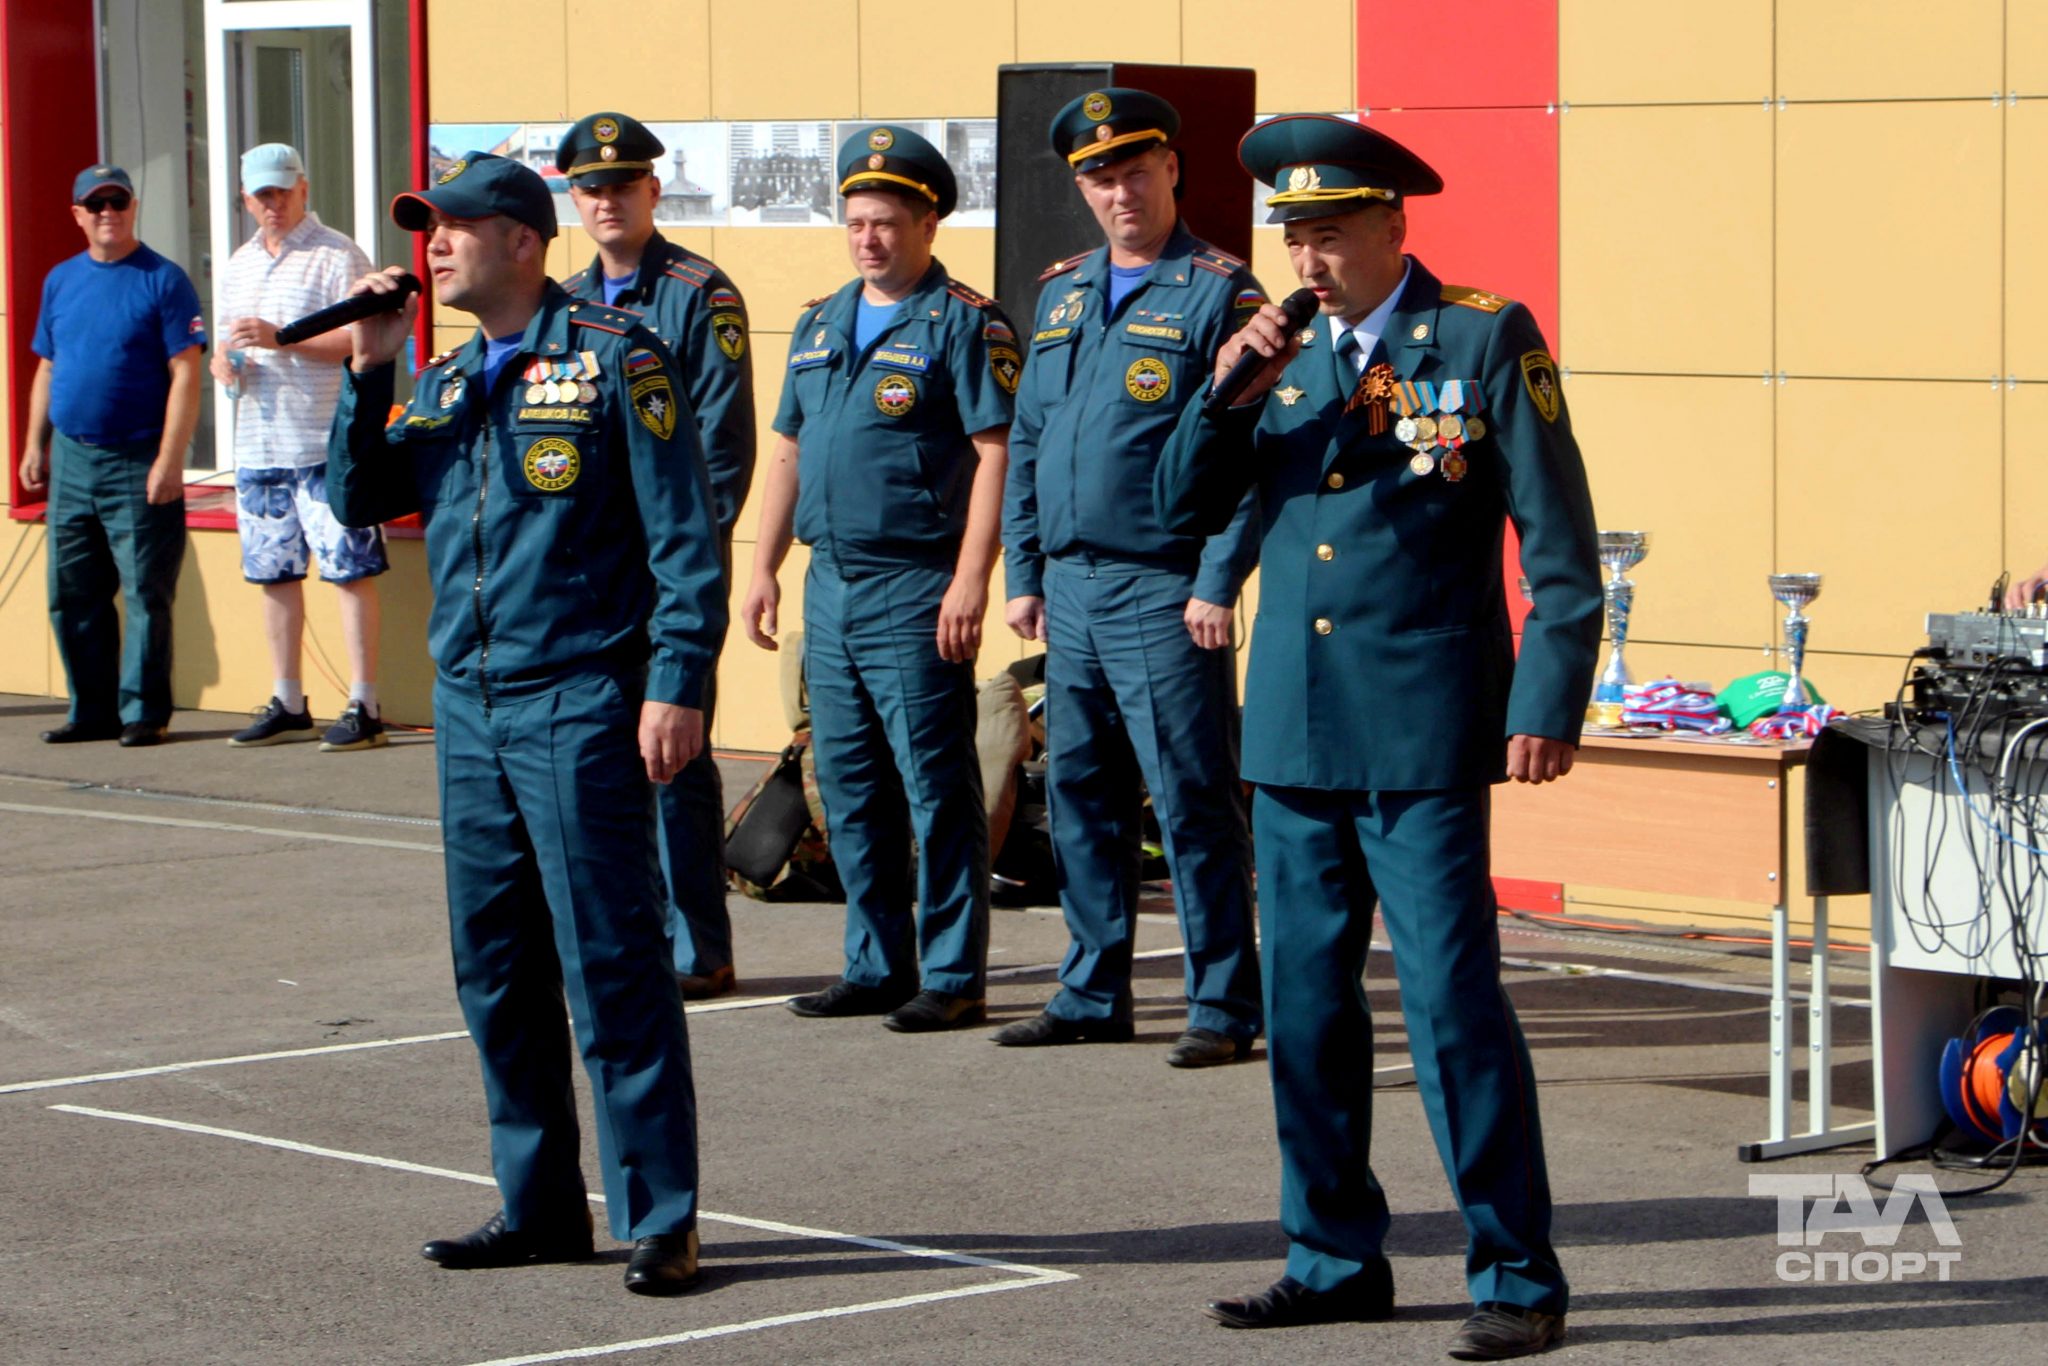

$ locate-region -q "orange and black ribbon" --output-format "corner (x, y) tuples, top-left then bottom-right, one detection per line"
(1346, 362), (1398, 435)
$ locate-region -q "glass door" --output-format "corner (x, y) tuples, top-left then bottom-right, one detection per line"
(202, 0), (377, 471)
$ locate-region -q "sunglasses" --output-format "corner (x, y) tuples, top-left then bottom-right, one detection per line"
(79, 191), (133, 212)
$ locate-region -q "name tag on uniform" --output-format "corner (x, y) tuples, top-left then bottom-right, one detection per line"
(517, 406), (593, 424)
(1032, 326), (1074, 345)
(788, 348), (833, 370)
(872, 347), (931, 373)
(1123, 322), (1187, 345)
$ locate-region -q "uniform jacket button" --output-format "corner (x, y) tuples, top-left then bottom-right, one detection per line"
(1314, 617), (1333, 635)
(1316, 544), (1334, 561)
(1326, 471), (1344, 489)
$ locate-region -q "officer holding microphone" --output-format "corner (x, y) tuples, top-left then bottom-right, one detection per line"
(325, 152), (726, 1295)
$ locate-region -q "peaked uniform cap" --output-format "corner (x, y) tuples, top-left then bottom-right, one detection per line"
(1238, 113), (1443, 223)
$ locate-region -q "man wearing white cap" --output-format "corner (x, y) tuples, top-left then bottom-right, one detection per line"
(215, 143), (390, 751)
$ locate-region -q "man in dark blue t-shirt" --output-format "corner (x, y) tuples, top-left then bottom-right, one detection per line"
(20, 164), (207, 746)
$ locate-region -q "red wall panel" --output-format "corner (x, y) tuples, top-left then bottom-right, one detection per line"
(1358, 0), (1558, 110)
(2, 0), (101, 515)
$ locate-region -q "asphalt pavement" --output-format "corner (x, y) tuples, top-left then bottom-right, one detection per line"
(2, 693), (2043, 1364)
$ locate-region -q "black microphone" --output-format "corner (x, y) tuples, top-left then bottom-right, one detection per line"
(1202, 287), (1320, 416)
(274, 273), (423, 346)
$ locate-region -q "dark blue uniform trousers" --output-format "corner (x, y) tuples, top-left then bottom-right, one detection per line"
(803, 555), (988, 997)
(1252, 783), (1567, 1314)
(657, 668), (730, 978)
(436, 675), (699, 1241)
(46, 431), (184, 728)
(1041, 558), (1261, 1039)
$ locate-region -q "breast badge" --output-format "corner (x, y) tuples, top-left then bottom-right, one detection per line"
(438, 374), (465, 409)
(874, 373), (918, 417)
(522, 437), (581, 492)
(1125, 357), (1171, 402)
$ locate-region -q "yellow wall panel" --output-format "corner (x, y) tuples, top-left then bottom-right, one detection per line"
(1183, 0), (1352, 112)
(1775, 380), (2002, 657)
(566, 0), (712, 122)
(731, 339), (791, 546)
(1777, 0), (2002, 101)
(710, 0), (861, 119)
(1016, 3), (1180, 65)
(1566, 374), (1776, 649)
(2005, 384), (2048, 584)
(1561, 105), (1770, 375)
(709, 227), (850, 333)
(1250, 225), (1292, 297)
(719, 541), (809, 750)
(427, 0), (568, 121)
(1559, 0), (1771, 105)
(2014, 10), (2048, 96)
(859, 3), (1013, 117)
(1776, 102), (2000, 379)
(0, 519), (51, 696)
(2008, 101), (2048, 380)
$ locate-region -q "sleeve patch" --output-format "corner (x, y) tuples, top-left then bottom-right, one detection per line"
(1519, 351), (1562, 423)
(989, 345), (1021, 395)
(711, 311), (747, 361)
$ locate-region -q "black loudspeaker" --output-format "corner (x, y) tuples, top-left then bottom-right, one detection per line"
(995, 63), (1257, 327)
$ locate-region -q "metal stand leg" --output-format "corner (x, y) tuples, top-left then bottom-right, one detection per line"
(1738, 894), (1875, 1161)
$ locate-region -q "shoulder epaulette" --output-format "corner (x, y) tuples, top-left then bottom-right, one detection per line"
(802, 294), (832, 310)
(1191, 244), (1249, 276)
(1038, 252), (1088, 283)
(563, 268), (589, 289)
(1440, 285), (1510, 314)
(663, 260), (713, 289)
(567, 301), (639, 336)
(946, 280), (996, 310)
(417, 347), (459, 373)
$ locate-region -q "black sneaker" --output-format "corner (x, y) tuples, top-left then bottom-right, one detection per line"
(229, 697), (315, 747)
(320, 701), (388, 752)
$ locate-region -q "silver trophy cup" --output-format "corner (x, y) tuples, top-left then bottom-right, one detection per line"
(1769, 573), (1823, 712)
(1594, 531), (1650, 712)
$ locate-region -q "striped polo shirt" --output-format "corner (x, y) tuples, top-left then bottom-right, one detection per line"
(219, 211), (371, 469)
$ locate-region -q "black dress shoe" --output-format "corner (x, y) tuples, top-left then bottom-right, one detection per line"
(421, 1208), (594, 1268)
(678, 964), (737, 1001)
(990, 1010), (1135, 1047)
(786, 979), (914, 1018)
(40, 721), (121, 744)
(1203, 1270), (1394, 1329)
(1166, 1027), (1254, 1068)
(1447, 1303), (1565, 1360)
(883, 990), (987, 1033)
(118, 722), (168, 747)
(623, 1228), (701, 1296)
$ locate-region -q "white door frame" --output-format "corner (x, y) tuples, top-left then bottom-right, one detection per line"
(201, 0), (375, 467)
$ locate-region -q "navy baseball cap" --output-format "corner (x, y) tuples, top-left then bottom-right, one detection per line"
(391, 152), (558, 239)
(73, 164), (135, 203)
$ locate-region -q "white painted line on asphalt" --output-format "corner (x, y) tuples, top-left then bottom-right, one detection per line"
(0, 800), (444, 852)
(1493, 951), (1871, 1010)
(0, 771), (443, 828)
(0, 1032), (471, 1096)
(460, 1277), (1069, 1366)
(50, 1104), (1075, 1365)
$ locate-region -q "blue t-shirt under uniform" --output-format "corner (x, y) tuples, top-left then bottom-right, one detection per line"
(481, 335), (523, 395)
(1107, 262), (1151, 313)
(854, 297), (903, 352)
(31, 244), (207, 447)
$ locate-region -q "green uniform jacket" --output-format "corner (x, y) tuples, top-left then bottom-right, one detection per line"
(564, 232), (755, 537)
(1155, 257), (1602, 791)
(773, 259), (1015, 571)
(326, 285), (728, 710)
(1003, 222), (1265, 605)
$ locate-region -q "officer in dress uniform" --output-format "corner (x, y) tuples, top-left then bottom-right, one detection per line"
(1154, 115), (1602, 1360)
(558, 112), (756, 1001)
(998, 88), (1265, 1067)
(740, 127), (1015, 1033)
(326, 153), (727, 1295)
